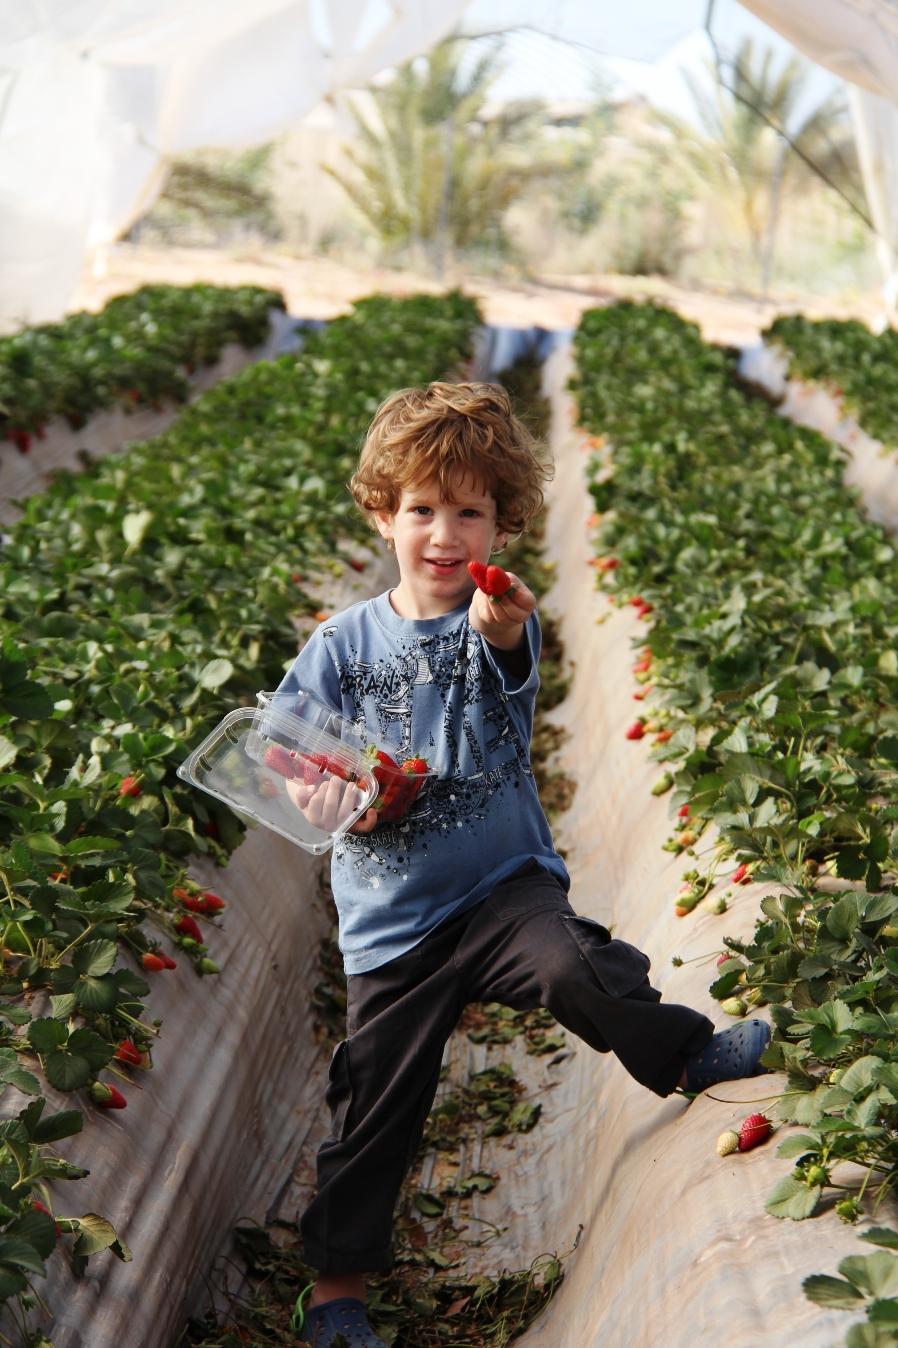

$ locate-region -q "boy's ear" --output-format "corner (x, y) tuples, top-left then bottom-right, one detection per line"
(373, 511), (394, 543)
(491, 528), (510, 553)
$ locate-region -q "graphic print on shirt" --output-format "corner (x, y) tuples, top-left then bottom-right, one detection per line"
(329, 619), (532, 878)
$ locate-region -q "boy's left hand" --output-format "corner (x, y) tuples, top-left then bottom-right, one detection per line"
(468, 571), (537, 650)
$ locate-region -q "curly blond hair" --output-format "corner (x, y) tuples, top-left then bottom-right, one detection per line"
(349, 381), (553, 537)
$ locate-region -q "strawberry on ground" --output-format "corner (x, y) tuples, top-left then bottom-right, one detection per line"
(738, 1113), (772, 1151)
(716, 1131), (740, 1157)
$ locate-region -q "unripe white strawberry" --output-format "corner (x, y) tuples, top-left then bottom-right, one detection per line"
(716, 1130), (740, 1157)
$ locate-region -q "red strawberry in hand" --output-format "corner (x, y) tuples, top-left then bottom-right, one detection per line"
(467, 560), (515, 599)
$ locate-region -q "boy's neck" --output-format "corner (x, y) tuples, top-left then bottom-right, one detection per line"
(387, 584), (469, 621)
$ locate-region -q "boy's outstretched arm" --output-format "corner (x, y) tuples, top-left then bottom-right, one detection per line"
(468, 571), (537, 651)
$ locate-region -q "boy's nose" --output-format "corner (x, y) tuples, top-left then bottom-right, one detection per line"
(430, 513), (456, 545)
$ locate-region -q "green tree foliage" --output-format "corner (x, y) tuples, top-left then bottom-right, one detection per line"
(684, 37), (859, 290)
(326, 37), (553, 271)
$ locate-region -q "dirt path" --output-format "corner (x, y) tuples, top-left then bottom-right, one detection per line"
(72, 245), (886, 348)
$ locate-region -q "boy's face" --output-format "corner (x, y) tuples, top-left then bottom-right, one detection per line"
(374, 472), (508, 619)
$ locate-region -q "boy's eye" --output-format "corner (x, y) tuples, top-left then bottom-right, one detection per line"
(460, 508), (481, 518)
(411, 505), (432, 516)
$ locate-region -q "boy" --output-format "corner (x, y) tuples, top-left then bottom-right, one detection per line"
(278, 381), (770, 1348)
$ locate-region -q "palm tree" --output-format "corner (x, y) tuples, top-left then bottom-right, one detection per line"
(684, 37), (859, 292)
(325, 37), (552, 274)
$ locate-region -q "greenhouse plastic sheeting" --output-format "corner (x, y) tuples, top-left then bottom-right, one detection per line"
(739, 0), (898, 315)
(0, 0), (469, 328)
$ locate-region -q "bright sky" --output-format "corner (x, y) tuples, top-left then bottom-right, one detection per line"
(457, 0), (842, 126)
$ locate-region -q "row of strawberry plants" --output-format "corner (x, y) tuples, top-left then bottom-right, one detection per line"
(0, 289), (480, 1343)
(765, 314), (898, 451)
(1, 283), (285, 453)
(572, 301), (898, 1346)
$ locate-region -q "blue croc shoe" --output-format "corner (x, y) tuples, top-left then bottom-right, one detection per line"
(294, 1294), (387, 1348)
(684, 1019), (772, 1094)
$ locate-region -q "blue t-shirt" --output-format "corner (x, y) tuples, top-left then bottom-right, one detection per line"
(274, 590), (570, 973)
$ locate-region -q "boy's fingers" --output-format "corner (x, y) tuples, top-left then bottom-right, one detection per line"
(285, 778), (314, 810)
(349, 806), (379, 834)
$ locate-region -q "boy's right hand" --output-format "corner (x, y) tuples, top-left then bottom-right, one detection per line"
(284, 775), (379, 835)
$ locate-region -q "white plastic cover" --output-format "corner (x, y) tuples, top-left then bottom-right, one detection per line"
(739, 0), (898, 317)
(0, 0), (468, 329)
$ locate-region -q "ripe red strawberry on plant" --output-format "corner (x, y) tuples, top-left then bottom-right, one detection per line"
(201, 890), (226, 912)
(32, 1200), (61, 1237)
(738, 1113), (771, 1151)
(90, 1082), (127, 1109)
(119, 775), (141, 797)
(178, 893), (206, 913)
(624, 721), (645, 740)
(114, 1039), (143, 1066)
(175, 914), (203, 943)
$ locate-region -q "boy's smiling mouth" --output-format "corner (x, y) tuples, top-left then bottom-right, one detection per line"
(425, 558), (463, 570)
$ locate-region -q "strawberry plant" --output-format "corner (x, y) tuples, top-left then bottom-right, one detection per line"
(804, 1225), (898, 1346)
(573, 300), (898, 1341)
(766, 314), (898, 451)
(0, 283), (285, 453)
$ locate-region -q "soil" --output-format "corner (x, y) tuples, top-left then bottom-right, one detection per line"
(71, 243), (887, 348)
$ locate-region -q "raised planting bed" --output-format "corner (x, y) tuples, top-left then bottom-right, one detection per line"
(0, 290), (480, 1347)
(523, 300), (896, 1347)
(739, 335), (898, 539)
(762, 315), (898, 454)
(0, 284), (291, 524)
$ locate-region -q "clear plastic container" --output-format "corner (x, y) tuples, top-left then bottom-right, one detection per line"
(252, 689), (435, 822)
(177, 700), (378, 855)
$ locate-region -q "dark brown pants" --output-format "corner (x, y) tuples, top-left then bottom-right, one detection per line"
(300, 861), (713, 1273)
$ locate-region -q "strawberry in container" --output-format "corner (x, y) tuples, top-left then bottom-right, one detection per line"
(366, 748), (433, 823)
